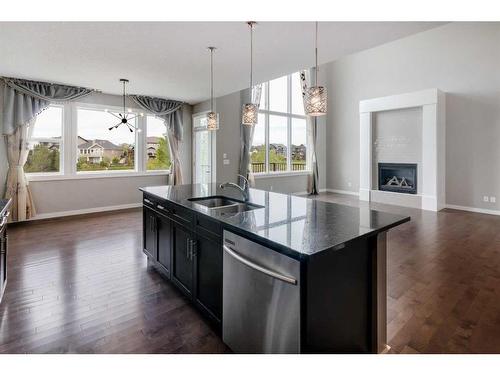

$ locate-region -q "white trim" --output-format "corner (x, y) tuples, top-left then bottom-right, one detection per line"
(326, 189), (360, 196)
(27, 203), (142, 221)
(359, 89), (440, 113)
(253, 171), (309, 179)
(27, 170), (169, 182)
(446, 204), (500, 216)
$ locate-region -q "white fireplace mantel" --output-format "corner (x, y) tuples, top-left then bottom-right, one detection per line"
(359, 89), (446, 211)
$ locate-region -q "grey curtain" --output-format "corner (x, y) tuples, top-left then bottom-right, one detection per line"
(300, 69), (319, 195)
(1, 77), (93, 135)
(1, 77), (95, 221)
(238, 84), (262, 187)
(129, 95), (185, 185)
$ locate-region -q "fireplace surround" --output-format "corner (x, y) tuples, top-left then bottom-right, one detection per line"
(359, 88), (446, 211)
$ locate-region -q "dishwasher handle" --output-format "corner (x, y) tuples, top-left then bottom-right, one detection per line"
(223, 245), (297, 285)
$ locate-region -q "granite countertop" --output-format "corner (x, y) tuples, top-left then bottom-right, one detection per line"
(0, 199), (11, 219)
(140, 184), (410, 259)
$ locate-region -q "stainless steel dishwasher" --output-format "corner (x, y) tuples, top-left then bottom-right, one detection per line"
(222, 230), (301, 354)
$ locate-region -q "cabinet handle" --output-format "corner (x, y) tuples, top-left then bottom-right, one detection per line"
(144, 198), (153, 205)
(191, 240), (196, 259)
(157, 204), (165, 210)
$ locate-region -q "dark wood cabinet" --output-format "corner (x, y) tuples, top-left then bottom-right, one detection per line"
(171, 221), (194, 297)
(0, 204), (9, 304)
(143, 206), (158, 260)
(157, 215), (172, 277)
(142, 193), (222, 327)
(193, 230), (223, 322)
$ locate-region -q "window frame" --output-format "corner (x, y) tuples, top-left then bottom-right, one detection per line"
(253, 73), (310, 178)
(26, 101), (171, 182)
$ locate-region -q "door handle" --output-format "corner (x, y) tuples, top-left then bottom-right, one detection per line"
(223, 245), (297, 285)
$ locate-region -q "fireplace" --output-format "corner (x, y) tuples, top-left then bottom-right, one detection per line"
(378, 163), (417, 194)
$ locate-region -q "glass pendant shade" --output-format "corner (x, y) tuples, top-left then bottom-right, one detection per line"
(206, 111), (219, 130)
(242, 103), (258, 126)
(305, 85), (327, 116)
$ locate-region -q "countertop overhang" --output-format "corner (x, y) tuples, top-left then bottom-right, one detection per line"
(140, 184), (410, 260)
(0, 199), (11, 219)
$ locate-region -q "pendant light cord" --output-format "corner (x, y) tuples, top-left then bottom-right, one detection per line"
(123, 80), (126, 114)
(315, 21), (318, 87)
(250, 22), (254, 89)
(210, 48), (214, 112)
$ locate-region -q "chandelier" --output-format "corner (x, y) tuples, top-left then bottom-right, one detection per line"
(107, 79), (143, 132)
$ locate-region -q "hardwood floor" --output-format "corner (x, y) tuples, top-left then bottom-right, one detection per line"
(1, 194), (500, 353)
(0, 209), (229, 354)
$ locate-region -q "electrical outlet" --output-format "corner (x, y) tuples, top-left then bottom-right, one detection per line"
(490, 196), (496, 203)
(223, 153), (227, 159)
(348, 181), (352, 188)
(270, 185), (273, 191)
(223, 159), (230, 165)
(483, 196), (489, 202)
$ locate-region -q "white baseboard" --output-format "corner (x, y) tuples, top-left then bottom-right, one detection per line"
(28, 203), (142, 221)
(326, 189), (360, 196)
(293, 188), (328, 196)
(445, 204), (500, 216)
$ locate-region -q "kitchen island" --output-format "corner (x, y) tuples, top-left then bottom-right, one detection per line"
(140, 184), (410, 354)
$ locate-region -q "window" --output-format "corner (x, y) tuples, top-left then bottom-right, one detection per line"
(76, 108), (137, 172)
(24, 102), (172, 181)
(146, 116), (171, 171)
(250, 72), (308, 174)
(25, 106), (63, 174)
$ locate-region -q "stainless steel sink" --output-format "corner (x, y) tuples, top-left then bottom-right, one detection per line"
(188, 196), (263, 215)
(188, 196), (240, 208)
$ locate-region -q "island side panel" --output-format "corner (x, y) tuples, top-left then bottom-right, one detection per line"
(372, 232), (388, 354)
(304, 236), (375, 353)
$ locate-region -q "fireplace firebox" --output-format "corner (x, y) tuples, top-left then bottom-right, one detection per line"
(378, 163), (417, 194)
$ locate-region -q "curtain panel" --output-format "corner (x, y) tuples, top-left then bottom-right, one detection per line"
(300, 69), (319, 195)
(129, 95), (185, 185)
(238, 84), (262, 187)
(1, 77), (95, 221)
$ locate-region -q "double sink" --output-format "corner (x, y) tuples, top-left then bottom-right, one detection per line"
(188, 196), (263, 216)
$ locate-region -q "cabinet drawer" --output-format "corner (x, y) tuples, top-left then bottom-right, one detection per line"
(196, 214), (221, 238)
(170, 204), (194, 226)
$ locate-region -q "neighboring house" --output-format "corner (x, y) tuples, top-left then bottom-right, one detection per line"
(269, 143), (287, 156)
(78, 139), (123, 163)
(146, 136), (161, 159)
(291, 144), (306, 161)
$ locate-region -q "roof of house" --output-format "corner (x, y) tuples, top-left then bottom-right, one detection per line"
(78, 139), (122, 150)
(146, 136), (162, 144)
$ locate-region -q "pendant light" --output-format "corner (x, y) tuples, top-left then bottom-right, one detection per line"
(241, 21), (258, 126)
(304, 22), (327, 116)
(206, 47), (219, 131)
(107, 79), (144, 132)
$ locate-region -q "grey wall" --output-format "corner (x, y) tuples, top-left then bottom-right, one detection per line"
(193, 88), (327, 194)
(324, 22), (500, 210)
(0, 91), (193, 217)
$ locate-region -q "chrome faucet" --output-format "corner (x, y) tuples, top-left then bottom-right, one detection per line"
(220, 174), (250, 202)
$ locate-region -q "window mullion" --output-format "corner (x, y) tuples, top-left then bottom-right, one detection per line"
(287, 75), (292, 172)
(265, 82), (270, 174)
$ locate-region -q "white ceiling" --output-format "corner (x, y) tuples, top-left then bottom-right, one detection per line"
(0, 22), (445, 104)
